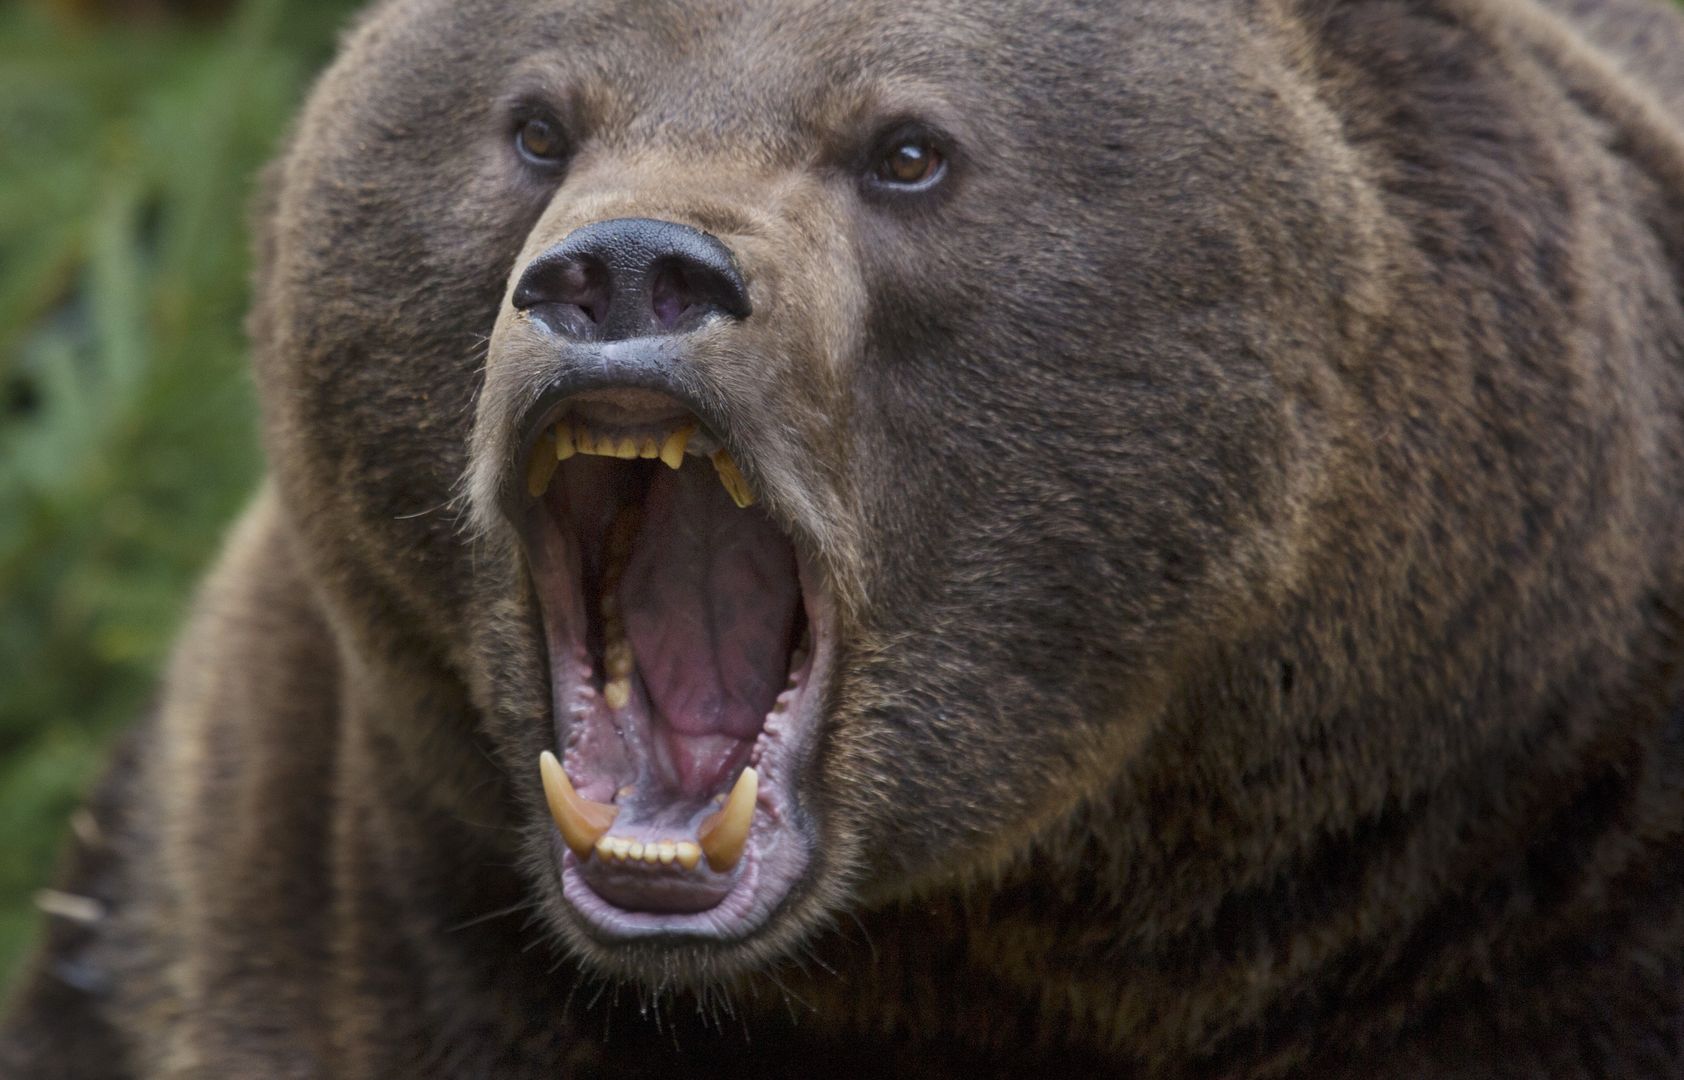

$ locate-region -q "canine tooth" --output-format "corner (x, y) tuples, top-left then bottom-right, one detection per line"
(538, 751), (618, 859)
(605, 640), (634, 678)
(657, 842), (676, 864)
(604, 678), (630, 710)
(628, 841), (645, 860)
(710, 450), (755, 508)
(659, 424), (695, 469)
(556, 423), (576, 460)
(527, 432), (559, 497)
(674, 842), (702, 870)
(698, 767), (757, 872)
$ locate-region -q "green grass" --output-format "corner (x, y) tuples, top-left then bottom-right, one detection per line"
(0, 0), (356, 990)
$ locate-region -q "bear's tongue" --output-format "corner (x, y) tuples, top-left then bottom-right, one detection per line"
(615, 462), (799, 797)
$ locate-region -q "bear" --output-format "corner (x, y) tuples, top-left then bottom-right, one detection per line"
(5, 0), (1684, 1073)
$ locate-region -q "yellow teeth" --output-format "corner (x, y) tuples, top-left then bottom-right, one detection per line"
(547, 419), (709, 469)
(527, 431), (558, 497)
(577, 774), (750, 872)
(538, 751), (618, 859)
(604, 678), (630, 711)
(604, 640), (633, 679)
(710, 449), (756, 508)
(659, 424), (695, 469)
(698, 767), (758, 872)
(588, 836), (695, 868)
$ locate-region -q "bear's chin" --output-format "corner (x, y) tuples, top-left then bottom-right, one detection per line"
(513, 386), (840, 945)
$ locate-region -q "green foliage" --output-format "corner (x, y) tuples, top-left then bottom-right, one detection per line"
(0, 0), (356, 990)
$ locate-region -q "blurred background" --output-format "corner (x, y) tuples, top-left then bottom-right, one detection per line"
(0, 0), (359, 991)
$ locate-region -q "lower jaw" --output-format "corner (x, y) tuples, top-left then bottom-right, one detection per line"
(558, 833), (770, 939)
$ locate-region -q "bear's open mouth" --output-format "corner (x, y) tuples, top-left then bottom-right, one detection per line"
(518, 387), (830, 940)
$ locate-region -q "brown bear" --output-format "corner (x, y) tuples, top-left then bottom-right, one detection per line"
(5, 0), (1684, 1074)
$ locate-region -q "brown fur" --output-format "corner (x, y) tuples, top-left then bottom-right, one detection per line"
(6, 0), (1684, 1074)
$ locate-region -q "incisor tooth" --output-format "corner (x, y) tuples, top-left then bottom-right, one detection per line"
(697, 767), (757, 872)
(638, 436), (659, 459)
(614, 436), (639, 459)
(710, 449), (755, 508)
(657, 842), (676, 864)
(575, 426), (594, 454)
(609, 837), (631, 859)
(555, 423), (576, 460)
(641, 844), (661, 864)
(604, 678), (630, 710)
(659, 424), (695, 469)
(538, 751), (618, 859)
(627, 841), (645, 860)
(527, 432), (558, 497)
(675, 841), (702, 870)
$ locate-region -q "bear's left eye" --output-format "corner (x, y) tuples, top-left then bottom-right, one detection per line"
(515, 115), (569, 167)
(870, 135), (946, 191)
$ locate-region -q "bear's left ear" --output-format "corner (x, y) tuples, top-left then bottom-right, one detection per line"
(243, 155), (289, 365)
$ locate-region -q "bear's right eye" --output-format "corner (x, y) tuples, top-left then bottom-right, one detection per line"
(515, 116), (569, 167)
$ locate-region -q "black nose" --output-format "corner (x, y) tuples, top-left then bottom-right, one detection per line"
(512, 217), (750, 341)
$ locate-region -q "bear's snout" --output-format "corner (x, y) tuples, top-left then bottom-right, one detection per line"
(513, 217), (751, 342)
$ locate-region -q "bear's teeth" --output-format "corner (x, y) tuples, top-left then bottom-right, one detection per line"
(538, 751), (618, 858)
(698, 766), (758, 871)
(659, 424), (694, 469)
(547, 419), (753, 507)
(527, 430), (559, 497)
(586, 836), (700, 869)
(710, 449), (756, 508)
(600, 511), (637, 712)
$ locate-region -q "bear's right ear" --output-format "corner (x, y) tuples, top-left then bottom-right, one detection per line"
(242, 154), (289, 366)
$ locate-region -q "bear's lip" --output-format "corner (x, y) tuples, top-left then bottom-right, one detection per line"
(515, 388), (833, 941)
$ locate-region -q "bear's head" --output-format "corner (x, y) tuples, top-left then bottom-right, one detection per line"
(250, 0), (1679, 991)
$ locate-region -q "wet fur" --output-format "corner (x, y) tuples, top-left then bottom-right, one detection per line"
(6, 0), (1684, 1074)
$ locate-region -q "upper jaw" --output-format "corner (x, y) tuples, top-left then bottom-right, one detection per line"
(499, 351), (838, 945)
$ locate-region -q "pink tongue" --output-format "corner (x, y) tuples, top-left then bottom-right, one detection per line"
(617, 461), (799, 793)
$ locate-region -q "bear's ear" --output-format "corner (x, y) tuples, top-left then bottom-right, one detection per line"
(242, 154), (289, 362)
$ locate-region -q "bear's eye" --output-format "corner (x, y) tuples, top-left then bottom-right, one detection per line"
(872, 137), (945, 189)
(515, 115), (568, 167)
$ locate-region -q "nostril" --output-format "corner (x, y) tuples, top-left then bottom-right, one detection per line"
(649, 262), (692, 331)
(514, 255), (612, 335)
(560, 260), (612, 325)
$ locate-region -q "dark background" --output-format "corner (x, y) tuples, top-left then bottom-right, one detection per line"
(0, 0), (357, 989)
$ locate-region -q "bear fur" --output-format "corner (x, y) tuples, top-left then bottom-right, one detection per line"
(6, 0), (1684, 1074)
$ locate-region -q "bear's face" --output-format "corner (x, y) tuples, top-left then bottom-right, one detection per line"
(256, 0), (1372, 983)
